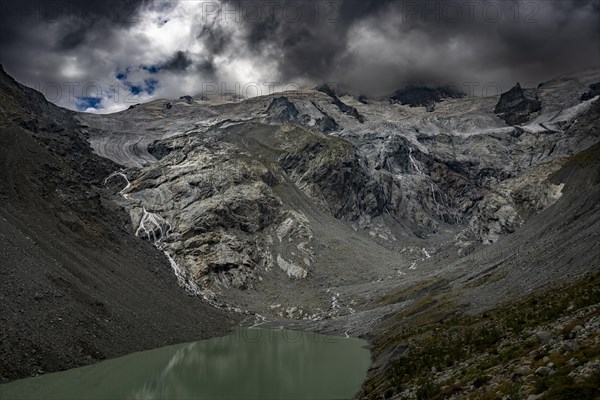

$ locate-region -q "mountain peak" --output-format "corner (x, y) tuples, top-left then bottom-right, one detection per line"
(390, 85), (465, 112)
(494, 82), (541, 125)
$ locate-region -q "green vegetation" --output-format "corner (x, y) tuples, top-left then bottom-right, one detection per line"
(281, 125), (356, 163)
(373, 278), (448, 307)
(361, 274), (600, 399)
(561, 141), (600, 169)
(541, 371), (600, 399)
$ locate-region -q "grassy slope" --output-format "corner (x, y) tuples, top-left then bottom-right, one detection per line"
(361, 274), (600, 399)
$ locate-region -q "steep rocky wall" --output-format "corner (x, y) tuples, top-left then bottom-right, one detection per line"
(0, 66), (240, 382)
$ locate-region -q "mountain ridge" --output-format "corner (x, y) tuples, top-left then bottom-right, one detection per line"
(0, 67), (240, 382)
(0, 65), (599, 398)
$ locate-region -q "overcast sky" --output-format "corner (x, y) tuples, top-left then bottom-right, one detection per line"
(1, 0), (598, 113)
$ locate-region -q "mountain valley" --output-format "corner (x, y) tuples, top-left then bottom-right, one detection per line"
(1, 65), (599, 399)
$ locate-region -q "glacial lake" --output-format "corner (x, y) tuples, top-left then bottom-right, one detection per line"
(0, 328), (371, 400)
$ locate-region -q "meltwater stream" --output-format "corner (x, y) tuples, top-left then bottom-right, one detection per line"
(0, 328), (371, 400)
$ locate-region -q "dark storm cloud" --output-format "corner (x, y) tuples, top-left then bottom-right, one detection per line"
(198, 23), (232, 55)
(0, 0), (148, 74)
(223, 0), (599, 94)
(161, 50), (193, 72)
(138, 51), (214, 78)
(0, 0), (598, 112)
(231, 0), (392, 81)
(51, 0), (146, 51)
(159, 50), (216, 78)
(56, 24), (89, 50)
(197, 58), (217, 76)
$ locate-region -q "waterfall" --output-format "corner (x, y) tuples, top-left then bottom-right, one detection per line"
(104, 171), (131, 199)
(408, 148), (424, 176)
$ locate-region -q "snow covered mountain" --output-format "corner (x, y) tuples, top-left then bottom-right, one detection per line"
(1, 65), (599, 397)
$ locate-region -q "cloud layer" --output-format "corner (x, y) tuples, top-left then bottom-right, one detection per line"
(1, 0), (598, 113)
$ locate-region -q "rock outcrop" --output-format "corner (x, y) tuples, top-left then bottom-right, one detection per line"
(2, 63), (599, 394)
(74, 70), (600, 302)
(316, 84), (365, 123)
(279, 131), (384, 220)
(580, 82), (600, 101)
(390, 85), (465, 111)
(0, 66), (238, 382)
(265, 96), (300, 124)
(494, 82), (542, 125)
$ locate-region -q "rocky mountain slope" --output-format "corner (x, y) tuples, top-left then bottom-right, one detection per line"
(74, 68), (600, 315)
(359, 138), (600, 399)
(0, 66), (239, 382)
(1, 63), (599, 397)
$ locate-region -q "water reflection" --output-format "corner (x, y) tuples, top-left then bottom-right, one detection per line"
(1, 328), (371, 400)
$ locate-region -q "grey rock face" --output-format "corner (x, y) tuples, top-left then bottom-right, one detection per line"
(468, 161), (566, 244)
(279, 133), (384, 220)
(3, 60), (600, 390)
(0, 65), (239, 381)
(580, 82), (600, 101)
(316, 84), (365, 123)
(494, 83), (542, 125)
(266, 97), (300, 124)
(266, 96), (341, 132)
(77, 68), (599, 309)
(179, 95), (194, 104)
(390, 85), (465, 112)
(125, 136), (286, 290)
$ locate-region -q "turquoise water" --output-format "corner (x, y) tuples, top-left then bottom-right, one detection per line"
(0, 328), (371, 399)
